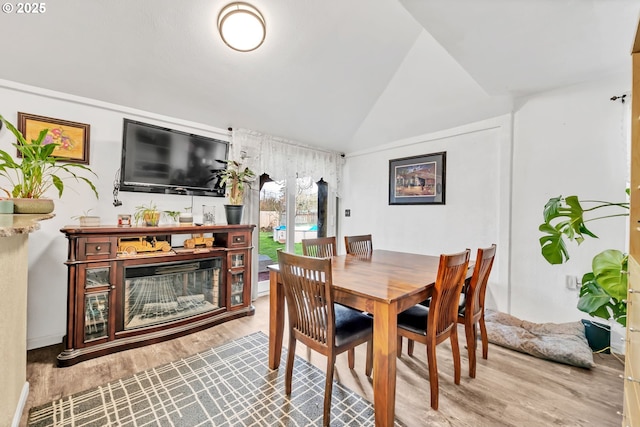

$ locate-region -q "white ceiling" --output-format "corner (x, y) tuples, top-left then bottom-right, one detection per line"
(0, 0), (637, 153)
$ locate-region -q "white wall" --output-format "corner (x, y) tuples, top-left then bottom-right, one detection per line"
(341, 74), (630, 324)
(510, 76), (629, 323)
(342, 116), (511, 312)
(0, 81), (231, 349)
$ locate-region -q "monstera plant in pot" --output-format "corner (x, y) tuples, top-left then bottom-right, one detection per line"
(539, 192), (629, 328)
(217, 160), (256, 224)
(0, 114), (98, 213)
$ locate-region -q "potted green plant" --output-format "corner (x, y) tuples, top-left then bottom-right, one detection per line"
(0, 114), (98, 213)
(163, 209), (181, 225)
(72, 209), (100, 227)
(134, 201), (160, 226)
(216, 160), (256, 224)
(538, 192), (629, 327)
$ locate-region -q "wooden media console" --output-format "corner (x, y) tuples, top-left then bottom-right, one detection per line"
(58, 224), (255, 367)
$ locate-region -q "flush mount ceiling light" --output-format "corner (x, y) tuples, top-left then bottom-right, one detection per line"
(218, 2), (266, 52)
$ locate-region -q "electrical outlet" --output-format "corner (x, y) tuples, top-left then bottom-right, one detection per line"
(565, 275), (581, 290)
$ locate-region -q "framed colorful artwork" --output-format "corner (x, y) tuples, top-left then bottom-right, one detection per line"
(389, 151), (446, 205)
(17, 112), (90, 164)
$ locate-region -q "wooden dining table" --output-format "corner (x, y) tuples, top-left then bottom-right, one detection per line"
(268, 249), (463, 427)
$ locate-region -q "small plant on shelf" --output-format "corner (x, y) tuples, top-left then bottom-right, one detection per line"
(134, 201), (160, 226)
(163, 210), (181, 224)
(217, 160), (256, 205)
(216, 160), (255, 224)
(71, 209), (100, 227)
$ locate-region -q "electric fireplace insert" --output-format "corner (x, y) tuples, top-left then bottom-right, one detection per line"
(122, 258), (222, 331)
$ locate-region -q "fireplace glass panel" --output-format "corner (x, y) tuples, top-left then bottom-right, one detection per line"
(123, 258), (222, 330)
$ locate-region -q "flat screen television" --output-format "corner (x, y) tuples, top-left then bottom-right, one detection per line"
(119, 119), (229, 197)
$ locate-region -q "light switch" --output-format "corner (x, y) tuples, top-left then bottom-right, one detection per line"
(345, 209), (351, 217)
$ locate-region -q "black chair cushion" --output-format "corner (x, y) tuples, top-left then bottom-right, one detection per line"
(458, 293), (466, 316)
(397, 304), (429, 336)
(334, 304), (373, 347)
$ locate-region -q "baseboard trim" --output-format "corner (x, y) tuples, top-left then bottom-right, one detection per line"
(27, 333), (63, 351)
(12, 381), (29, 427)
(257, 279), (270, 297)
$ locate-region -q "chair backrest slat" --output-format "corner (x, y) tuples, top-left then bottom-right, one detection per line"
(302, 237), (337, 258)
(428, 249), (471, 339)
(278, 251), (335, 347)
(466, 244), (497, 320)
(344, 234), (373, 255)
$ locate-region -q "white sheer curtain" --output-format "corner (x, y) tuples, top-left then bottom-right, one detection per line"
(230, 128), (344, 299)
(231, 128), (343, 189)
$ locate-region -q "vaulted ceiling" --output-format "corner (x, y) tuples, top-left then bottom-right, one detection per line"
(0, 0), (637, 153)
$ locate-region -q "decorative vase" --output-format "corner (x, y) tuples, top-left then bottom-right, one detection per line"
(224, 205), (243, 225)
(179, 212), (193, 226)
(12, 198), (54, 214)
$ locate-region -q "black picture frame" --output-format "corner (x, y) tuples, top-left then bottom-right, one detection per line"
(389, 151), (446, 205)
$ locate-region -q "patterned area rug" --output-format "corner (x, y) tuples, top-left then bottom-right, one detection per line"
(29, 331), (402, 426)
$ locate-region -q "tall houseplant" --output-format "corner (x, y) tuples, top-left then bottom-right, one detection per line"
(0, 114), (98, 213)
(217, 160), (256, 224)
(538, 193), (629, 327)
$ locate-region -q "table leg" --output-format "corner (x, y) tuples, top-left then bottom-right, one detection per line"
(373, 300), (397, 426)
(268, 270), (284, 369)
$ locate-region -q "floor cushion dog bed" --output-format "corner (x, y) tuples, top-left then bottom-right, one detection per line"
(484, 310), (595, 368)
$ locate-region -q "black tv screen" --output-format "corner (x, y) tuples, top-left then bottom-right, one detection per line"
(119, 119), (229, 197)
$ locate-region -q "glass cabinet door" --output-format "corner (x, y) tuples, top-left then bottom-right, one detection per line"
(85, 266), (110, 289)
(230, 271), (244, 306)
(231, 253), (245, 268)
(85, 292), (109, 341)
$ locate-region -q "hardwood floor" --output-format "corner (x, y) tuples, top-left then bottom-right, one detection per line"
(20, 295), (624, 426)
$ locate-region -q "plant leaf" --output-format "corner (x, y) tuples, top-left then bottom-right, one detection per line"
(577, 280), (612, 320)
(563, 196), (598, 239)
(610, 301), (627, 327)
(76, 176), (98, 198)
(592, 249), (628, 302)
(51, 175), (64, 198)
(538, 223), (569, 264)
(542, 196), (562, 223)
(538, 195), (602, 265)
(0, 114), (27, 144)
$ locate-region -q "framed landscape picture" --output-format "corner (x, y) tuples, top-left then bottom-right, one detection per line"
(17, 112), (90, 164)
(389, 151), (446, 205)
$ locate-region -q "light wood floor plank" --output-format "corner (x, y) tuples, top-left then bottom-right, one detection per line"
(20, 296), (624, 427)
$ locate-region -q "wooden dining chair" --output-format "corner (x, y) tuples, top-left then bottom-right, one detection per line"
(344, 234), (373, 255)
(277, 250), (373, 426)
(396, 249), (470, 410)
(302, 236), (337, 258)
(457, 244), (496, 378)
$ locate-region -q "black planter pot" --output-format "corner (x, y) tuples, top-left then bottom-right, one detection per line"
(224, 205), (244, 225)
